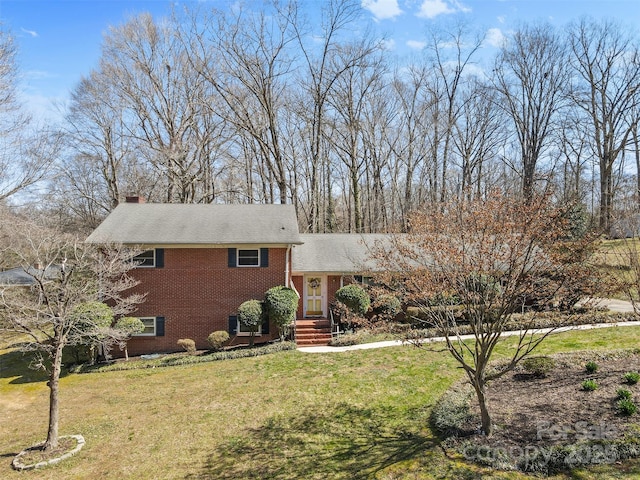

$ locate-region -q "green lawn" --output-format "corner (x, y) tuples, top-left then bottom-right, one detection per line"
(2, 327), (640, 479)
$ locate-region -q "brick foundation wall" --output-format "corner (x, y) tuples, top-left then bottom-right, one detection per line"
(122, 247), (289, 357)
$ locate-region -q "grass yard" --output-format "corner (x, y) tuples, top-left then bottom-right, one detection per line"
(3, 327), (640, 479)
(595, 238), (640, 300)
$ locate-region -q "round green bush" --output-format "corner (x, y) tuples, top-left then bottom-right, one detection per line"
(238, 299), (264, 329)
(582, 379), (598, 391)
(372, 294), (401, 320)
(115, 316), (145, 336)
(70, 301), (114, 330)
(265, 286), (298, 329)
(463, 273), (502, 300)
(335, 284), (370, 315)
(207, 330), (230, 351)
(522, 356), (556, 377)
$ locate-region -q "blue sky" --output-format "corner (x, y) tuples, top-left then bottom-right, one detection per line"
(1, 0), (640, 121)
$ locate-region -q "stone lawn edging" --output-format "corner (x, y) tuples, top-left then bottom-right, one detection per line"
(11, 434), (85, 471)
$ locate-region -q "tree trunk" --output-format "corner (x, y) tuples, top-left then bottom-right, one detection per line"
(472, 378), (492, 436)
(43, 341), (64, 451)
(634, 124), (640, 212)
(599, 160), (613, 234)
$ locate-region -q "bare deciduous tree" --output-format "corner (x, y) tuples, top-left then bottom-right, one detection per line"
(568, 17), (640, 234)
(494, 22), (570, 202)
(0, 27), (58, 201)
(371, 193), (600, 436)
(0, 215), (144, 451)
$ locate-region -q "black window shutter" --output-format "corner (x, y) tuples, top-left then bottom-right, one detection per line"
(261, 315), (270, 334)
(260, 248), (269, 268)
(228, 248), (237, 268)
(155, 248), (164, 268)
(156, 316), (165, 336)
(228, 315), (238, 335)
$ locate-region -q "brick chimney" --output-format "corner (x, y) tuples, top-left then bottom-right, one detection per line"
(125, 196), (145, 204)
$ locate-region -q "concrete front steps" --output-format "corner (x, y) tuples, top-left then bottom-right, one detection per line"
(295, 319), (332, 346)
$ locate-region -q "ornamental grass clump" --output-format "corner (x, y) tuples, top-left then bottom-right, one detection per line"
(582, 379), (598, 391)
(207, 331), (230, 351)
(617, 388), (632, 400)
(585, 361), (598, 374)
(617, 398), (638, 416)
(624, 371), (640, 385)
(177, 338), (196, 355)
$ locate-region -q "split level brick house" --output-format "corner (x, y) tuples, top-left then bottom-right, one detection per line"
(86, 197), (385, 356)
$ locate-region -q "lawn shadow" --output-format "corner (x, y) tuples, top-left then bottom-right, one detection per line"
(189, 402), (437, 480)
(0, 349), (48, 384)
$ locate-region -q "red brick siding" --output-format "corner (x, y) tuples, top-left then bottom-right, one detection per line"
(122, 247), (288, 357)
(327, 275), (342, 310)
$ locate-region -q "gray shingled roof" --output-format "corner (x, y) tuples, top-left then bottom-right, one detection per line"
(0, 266), (61, 286)
(291, 234), (392, 273)
(86, 203), (302, 245)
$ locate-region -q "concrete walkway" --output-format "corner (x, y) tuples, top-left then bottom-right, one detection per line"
(587, 298), (636, 313)
(298, 299), (638, 354)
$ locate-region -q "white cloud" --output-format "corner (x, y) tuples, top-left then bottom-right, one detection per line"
(382, 38), (397, 50)
(497, 15), (506, 24)
(416, 0), (470, 19)
(485, 28), (505, 48)
(20, 27), (38, 38)
(24, 70), (55, 81)
(361, 0), (403, 21)
(406, 39), (427, 50)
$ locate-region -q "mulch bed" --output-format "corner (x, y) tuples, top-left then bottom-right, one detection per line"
(445, 350), (640, 474)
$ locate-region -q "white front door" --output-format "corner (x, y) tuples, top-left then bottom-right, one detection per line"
(304, 275), (326, 317)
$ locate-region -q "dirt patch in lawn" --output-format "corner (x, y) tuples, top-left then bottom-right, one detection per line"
(441, 350), (640, 475)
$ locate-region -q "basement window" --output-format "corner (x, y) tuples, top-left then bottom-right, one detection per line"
(135, 317), (157, 336)
(237, 320), (262, 336)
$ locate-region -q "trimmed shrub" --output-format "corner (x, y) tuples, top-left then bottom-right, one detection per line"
(114, 316), (145, 361)
(74, 342), (298, 373)
(463, 273), (502, 302)
(264, 286), (298, 339)
(372, 294), (402, 321)
(238, 299), (264, 346)
(624, 372), (640, 385)
(522, 356), (556, 378)
(617, 398), (638, 416)
(585, 361), (598, 373)
(177, 338), (196, 355)
(69, 301), (114, 330)
(335, 284), (370, 315)
(582, 379), (598, 391)
(115, 316), (145, 335)
(68, 301), (115, 364)
(207, 330), (230, 351)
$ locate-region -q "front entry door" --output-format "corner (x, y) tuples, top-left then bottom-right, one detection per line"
(304, 275), (326, 317)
